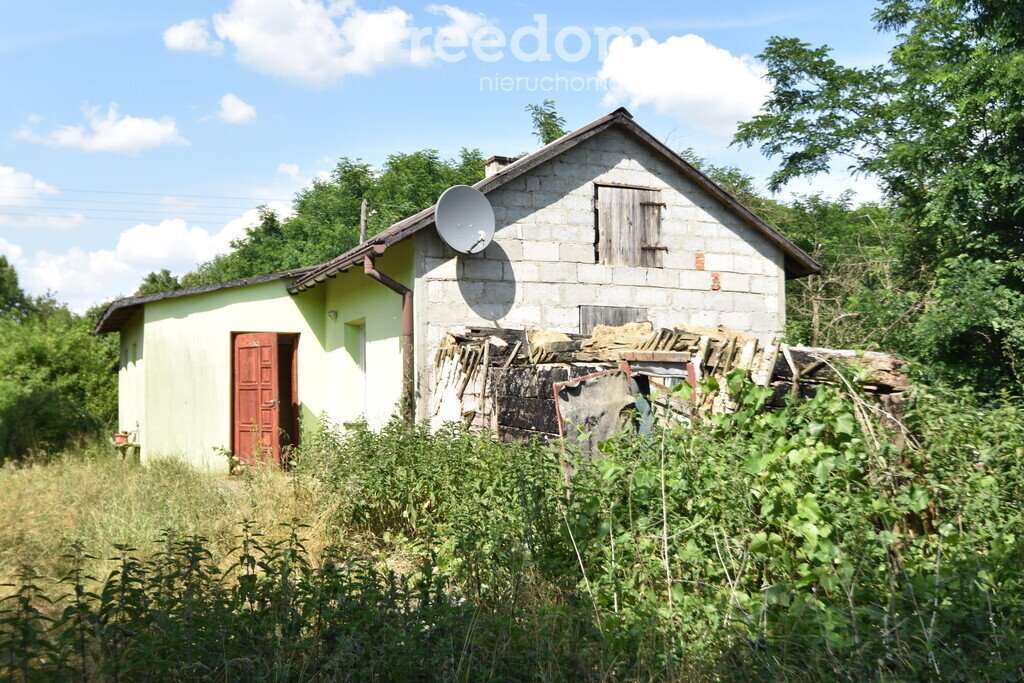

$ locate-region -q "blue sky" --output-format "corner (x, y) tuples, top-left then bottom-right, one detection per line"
(0, 1), (891, 310)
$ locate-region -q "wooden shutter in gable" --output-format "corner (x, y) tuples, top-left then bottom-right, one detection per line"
(596, 185), (664, 267)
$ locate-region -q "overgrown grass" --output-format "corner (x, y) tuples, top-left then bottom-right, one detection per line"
(2, 381), (1023, 680)
(0, 450), (335, 586)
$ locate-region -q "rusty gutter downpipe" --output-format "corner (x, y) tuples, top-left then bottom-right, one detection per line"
(363, 244), (414, 421)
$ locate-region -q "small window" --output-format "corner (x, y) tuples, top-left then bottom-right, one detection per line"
(595, 185), (665, 267)
(344, 321), (367, 416)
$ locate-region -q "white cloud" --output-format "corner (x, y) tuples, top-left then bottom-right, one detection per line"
(163, 18), (224, 54)
(0, 236), (23, 262)
(167, 1), (487, 87)
(277, 162), (300, 178)
(208, 0), (414, 87)
(217, 93), (257, 124)
(598, 34), (771, 136)
(0, 213), (87, 230)
(4, 201), (293, 311)
(0, 163), (56, 207)
(0, 163), (85, 229)
(425, 3), (489, 55)
(16, 104), (189, 155)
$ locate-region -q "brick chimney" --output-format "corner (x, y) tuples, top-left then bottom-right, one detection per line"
(484, 155), (518, 178)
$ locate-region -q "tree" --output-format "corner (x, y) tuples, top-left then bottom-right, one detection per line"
(175, 149), (484, 289)
(733, 0), (1024, 389)
(137, 269), (182, 296)
(735, 0), (1024, 263)
(526, 100), (567, 145)
(0, 256), (32, 321)
(0, 260), (117, 460)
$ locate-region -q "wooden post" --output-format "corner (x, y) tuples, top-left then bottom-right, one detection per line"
(359, 198), (368, 243)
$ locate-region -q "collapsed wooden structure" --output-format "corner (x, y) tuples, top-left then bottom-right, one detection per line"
(430, 323), (910, 444)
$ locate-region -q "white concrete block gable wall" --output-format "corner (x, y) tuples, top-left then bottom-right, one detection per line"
(413, 125), (788, 414)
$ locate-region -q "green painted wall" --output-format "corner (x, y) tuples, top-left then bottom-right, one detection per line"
(140, 280), (326, 471)
(117, 311), (145, 438)
(322, 240), (414, 428)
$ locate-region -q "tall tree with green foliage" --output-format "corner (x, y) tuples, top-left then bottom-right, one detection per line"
(136, 269), (182, 296)
(0, 261), (117, 460)
(526, 100), (567, 145)
(176, 149), (484, 289)
(734, 0), (1024, 390)
(0, 255), (32, 321)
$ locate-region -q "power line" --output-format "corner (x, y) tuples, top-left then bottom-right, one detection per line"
(0, 196), (279, 210)
(0, 187), (293, 202)
(0, 213), (267, 224)
(0, 206), (259, 219)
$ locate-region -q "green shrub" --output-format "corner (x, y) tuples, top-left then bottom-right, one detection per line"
(3, 384), (1023, 679)
(296, 418), (574, 602)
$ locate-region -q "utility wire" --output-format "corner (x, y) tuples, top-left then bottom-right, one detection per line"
(0, 187), (292, 202)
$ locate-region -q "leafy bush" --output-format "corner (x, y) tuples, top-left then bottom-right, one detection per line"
(3, 383), (1023, 679)
(567, 380), (1024, 677)
(0, 306), (117, 460)
(296, 418), (574, 602)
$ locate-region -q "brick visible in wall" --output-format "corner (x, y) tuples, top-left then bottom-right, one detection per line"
(711, 273), (721, 291)
(695, 252), (705, 271)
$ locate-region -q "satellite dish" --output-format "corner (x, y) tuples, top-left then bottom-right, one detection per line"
(435, 185), (495, 254)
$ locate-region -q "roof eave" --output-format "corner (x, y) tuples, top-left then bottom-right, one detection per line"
(94, 267), (315, 335)
(288, 106), (821, 292)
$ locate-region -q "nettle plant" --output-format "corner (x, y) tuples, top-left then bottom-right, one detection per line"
(565, 373), (1024, 676)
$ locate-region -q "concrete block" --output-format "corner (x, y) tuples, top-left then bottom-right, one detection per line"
(687, 310), (720, 327)
(518, 223), (554, 241)
(560, 242), (595, 263)
(722, 311), (753, 331)
(751, 312), (782, 333)
(749, 275), (774, 294)
(564, 207), (595, 227)
(522, 241), (561, 262)
(506, 304), (541, 324)
(423, 257), (457, 280)
(719, 273), (751, 293)
(577, 263), (613, 284)
(635, 287), (671, 307)
(679, 271), (710, 290)
(483, 281), (516, 304)
(731, 255), (764, 275)
(543, 306), (580, 332)
(560, 282), (600, 305)
(553, 160), (581, 179)
(504, 261), (541, 282)
(601, 286), (641, 307)
(493, 239), (522, 261)
(646, 269), (679, 289)
(704, 253), (735, 273)
(612, 268), (648, 286)
(520, 283), (561, 305)
(461, 258), (505, 281)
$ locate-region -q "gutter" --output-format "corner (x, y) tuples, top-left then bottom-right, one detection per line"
(362, 244), (415, 421)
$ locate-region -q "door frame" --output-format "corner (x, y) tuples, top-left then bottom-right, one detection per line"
(230, 332), (299, 467)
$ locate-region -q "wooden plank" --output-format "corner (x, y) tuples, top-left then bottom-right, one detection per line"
(772, 346), (910, 392)
(639, 189), (664, 267)
(580, 305), (649, 336)
(618, 350), (691, 363)
(597, 185), (646, 266)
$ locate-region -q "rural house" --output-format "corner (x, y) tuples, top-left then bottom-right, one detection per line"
(95, 108), (819, 471)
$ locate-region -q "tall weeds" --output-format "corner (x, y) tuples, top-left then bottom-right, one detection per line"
(1, 383), (1022, 680)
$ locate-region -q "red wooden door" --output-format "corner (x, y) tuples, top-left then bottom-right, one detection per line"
(233, 333), (280, 465)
